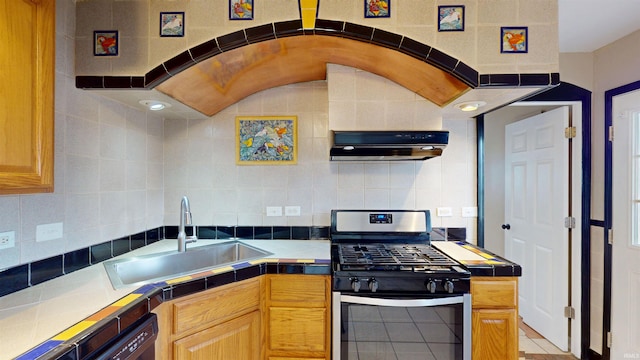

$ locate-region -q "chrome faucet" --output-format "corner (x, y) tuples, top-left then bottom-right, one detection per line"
(178, 196), (197, 252)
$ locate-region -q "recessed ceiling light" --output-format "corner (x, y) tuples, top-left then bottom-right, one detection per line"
(456, 101), (487, 112)
(139, 100), (171, 111)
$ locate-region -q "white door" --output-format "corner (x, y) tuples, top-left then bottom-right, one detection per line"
(611, 89), (640, 359)
(504, 106), (570, 351)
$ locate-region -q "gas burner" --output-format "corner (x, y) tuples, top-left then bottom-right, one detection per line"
(337, 243), (459, 269)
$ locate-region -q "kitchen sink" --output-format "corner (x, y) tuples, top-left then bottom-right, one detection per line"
(103, 241), (272, 289)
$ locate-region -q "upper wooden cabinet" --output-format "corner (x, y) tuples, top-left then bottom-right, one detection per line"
(0, 0), (55, 194)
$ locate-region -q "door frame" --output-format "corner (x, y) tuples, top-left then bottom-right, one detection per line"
(603, 79), (640, 360)
(477, 82), (592, 359)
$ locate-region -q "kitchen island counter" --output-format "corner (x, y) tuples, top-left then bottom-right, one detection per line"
(0, 239), (330, 360)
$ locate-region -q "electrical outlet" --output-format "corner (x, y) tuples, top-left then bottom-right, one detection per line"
(266, 206), (283, 217)
(285, 206), (301, 216)
(436, 207), (453, 217)
(462, 207), (478, 217)
(0, 231), (16, 250)
(36, 222), (63, 242)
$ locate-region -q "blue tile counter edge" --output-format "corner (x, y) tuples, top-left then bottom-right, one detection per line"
(14, 256), (330, 360)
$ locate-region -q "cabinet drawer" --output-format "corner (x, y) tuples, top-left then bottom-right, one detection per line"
(267, 275), (328, 305)
(173, 277), (261, 334)
(471, 277), (518, 308)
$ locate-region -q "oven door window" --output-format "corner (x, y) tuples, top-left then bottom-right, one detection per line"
(340, 301), (465, 360)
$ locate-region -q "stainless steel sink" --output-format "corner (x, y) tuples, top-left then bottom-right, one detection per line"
(103, 241), (272, 289)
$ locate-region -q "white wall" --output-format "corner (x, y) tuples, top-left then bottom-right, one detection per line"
(0, 1), (164, 271)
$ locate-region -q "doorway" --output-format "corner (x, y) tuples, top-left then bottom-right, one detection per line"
(605, 80), (640, 360)
(479, 82), (592, 358)
(482, 102), (582, 358)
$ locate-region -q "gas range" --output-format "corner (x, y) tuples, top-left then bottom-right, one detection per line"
(330, 210), (470, 295)
(331, 210), (472, 360)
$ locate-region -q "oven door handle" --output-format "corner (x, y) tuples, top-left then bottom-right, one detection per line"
(339, 293), (466, 307)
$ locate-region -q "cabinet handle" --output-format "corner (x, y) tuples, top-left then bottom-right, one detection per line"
(501, 224), (511, 230)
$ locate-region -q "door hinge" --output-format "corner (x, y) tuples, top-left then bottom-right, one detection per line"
(564, 217), (576, 229)
(563, 306), (575, 319)
(564, 126), (576, 139)
(609, 125), (614, 142)
(608, 228), (613, 245)
(607, 331), (612, 348)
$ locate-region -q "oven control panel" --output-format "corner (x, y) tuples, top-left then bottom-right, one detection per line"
(369, 213), (392, 224)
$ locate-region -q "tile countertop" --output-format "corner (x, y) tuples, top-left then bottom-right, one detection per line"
(432, 241), (522, 277)
(0, 239), (331, 360)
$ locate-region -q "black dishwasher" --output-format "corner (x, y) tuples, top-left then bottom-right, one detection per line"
(93, 313), (158, 360)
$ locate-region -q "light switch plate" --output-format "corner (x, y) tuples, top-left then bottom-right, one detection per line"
(266, 206), (282, 217)
(36, 222), (63, 242)
(436, 207), (453, 217)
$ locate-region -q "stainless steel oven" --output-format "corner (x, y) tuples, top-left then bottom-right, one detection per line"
(330, 210), (472, 360)
(333, 293), (471, 360)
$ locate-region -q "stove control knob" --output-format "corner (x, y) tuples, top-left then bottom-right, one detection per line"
(426, 280), (437, 293)
(368, 278), (379, 292)
(351, 278), (361, 292)
(444, 280), (455, 294)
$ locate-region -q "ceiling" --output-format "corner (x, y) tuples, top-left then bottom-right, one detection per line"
(558, 0), (640, 53)
(95, 1), (640, 121)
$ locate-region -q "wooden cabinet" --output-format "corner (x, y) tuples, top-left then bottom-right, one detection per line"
(153, 274), (331, 360)
(154, 277), (263, 360)
(174, 310), (261, 359)
(0, 0), (55, 194)
(265, 274), (331, 360)
(471, 277), (519, 360)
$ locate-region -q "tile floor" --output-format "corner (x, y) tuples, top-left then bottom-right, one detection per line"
(519, 319), (578, 360)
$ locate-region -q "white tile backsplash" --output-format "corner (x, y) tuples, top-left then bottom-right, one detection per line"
(0, 1), (164, 269)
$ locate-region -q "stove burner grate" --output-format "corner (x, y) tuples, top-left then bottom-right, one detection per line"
(338, 243), (459, 269)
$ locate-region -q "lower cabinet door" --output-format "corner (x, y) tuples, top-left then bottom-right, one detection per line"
(472, 309), (518, 360)
(269, 307), (327, 353)
(174, 310), (260, 360)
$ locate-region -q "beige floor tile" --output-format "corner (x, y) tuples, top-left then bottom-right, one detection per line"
(520, 337), (548, 354)
(531, 338), (568, 354)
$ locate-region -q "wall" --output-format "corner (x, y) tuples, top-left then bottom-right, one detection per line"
(162, 64), (478, 235)
(0, 1), (164, 271)
(75, 0), (559, 76)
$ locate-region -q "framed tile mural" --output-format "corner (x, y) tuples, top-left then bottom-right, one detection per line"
(230, 0), (253, 20)
(501, 26), (528, 53)
(438, 5), (464, 31)
(160, 12), (185, 37)
(94, 31), (118, 56)
(365, 0), (390, 18)
(236, 116), (297, 165)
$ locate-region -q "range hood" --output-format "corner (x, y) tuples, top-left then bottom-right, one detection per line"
(330, 130), (449, 161)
